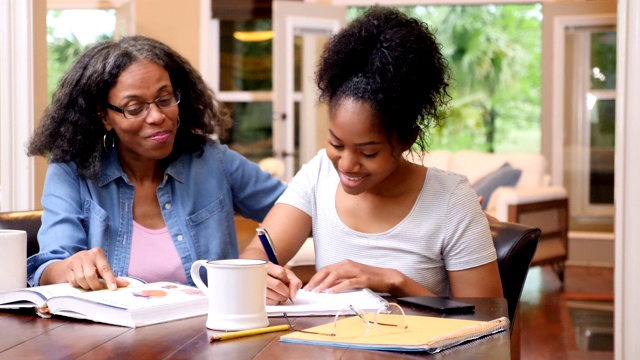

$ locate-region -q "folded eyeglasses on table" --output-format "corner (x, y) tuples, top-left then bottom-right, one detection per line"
(283, 303), (409, 337)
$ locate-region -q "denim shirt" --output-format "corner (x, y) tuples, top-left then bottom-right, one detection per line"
(26, 139), (286, 287)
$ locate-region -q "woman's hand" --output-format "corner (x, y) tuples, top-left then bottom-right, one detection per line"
(42, 248), (130, 290)
(303, 259), (405, 295)
(265, 262), (302, 305)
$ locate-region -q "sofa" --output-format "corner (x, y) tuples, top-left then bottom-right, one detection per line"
(286, 150), (569, 283)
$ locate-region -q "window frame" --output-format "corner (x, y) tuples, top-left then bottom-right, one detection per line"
(552, 14), (617, 225)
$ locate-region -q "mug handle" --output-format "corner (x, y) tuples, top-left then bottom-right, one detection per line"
(190, 260), (208, 290)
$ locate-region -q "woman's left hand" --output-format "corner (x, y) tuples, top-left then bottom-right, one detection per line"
(302, 259), (400, 294)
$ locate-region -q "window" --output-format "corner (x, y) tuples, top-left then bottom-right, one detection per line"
(47, 9), (116, 100)
(564, 26), (616, 226)
(210, 3), (542, 175)
(215, 18), (278, 163)
(352, 5), (542, 154)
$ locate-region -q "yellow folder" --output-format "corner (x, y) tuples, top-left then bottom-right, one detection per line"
(280, 314), (509, 353)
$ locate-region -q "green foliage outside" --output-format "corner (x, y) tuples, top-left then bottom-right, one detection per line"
(47, 10), (114, 102)
(349, 5), (542, 154)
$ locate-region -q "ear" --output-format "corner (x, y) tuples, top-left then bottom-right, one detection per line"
(97, 109), (112, 131)
(408, 126), (420, 148)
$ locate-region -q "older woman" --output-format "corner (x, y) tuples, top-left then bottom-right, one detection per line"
(27, 36), (285, 290)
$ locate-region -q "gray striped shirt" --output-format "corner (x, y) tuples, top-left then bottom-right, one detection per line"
(277, 150), (496, 296)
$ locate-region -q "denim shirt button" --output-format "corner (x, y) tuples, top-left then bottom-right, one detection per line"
(164, 203), (172, 210)
(177, 235), (184, 241)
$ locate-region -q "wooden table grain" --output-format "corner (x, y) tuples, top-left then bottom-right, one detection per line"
(0, 297), (510, 360)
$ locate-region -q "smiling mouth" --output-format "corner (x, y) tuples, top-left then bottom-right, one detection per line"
(148, 131), (171, 142)
(340, 172), (366, 183)
(344, 175), (364, 181)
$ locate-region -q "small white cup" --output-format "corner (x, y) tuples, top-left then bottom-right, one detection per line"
(191, 259), (269, 331)
(0, 230), (27, 291)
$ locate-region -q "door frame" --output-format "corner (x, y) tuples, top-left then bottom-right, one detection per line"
(272, 1), (345, 181)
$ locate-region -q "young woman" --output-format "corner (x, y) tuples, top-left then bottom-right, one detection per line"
(241, 6), (503, 304)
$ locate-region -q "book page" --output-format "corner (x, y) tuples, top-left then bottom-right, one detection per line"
(47, 282), (207, 327)
(267, 288), (388, 316)
(50, 282), (205, 310)
(0, 276), (145, 310)
(0, 283), (84, 309)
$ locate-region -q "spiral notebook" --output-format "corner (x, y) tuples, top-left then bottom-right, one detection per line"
(266, 288), (388, 317)
(280, 314), (509, 353)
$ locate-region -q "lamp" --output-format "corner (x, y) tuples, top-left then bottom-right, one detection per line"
(233, 30), (274, 42)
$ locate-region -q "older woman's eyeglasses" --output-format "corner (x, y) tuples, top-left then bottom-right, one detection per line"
(284, 303), (409, 338)
(106, 90), (181, 119)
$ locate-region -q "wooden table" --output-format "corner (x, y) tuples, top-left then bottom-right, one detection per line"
(0, 297), (510, 359)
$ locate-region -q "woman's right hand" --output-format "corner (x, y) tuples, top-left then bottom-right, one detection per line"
(42, 248), (130, 290)
(265, 262), (302, 305)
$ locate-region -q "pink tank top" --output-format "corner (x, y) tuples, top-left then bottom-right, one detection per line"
(128, 221), (188, 284)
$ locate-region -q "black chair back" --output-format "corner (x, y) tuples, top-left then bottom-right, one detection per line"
(490, 221), (540, 324)
(0, 210), (43, 257)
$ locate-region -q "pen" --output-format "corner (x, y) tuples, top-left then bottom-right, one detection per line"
(256, 227), (295, 304)
(209, 324), (290, 342)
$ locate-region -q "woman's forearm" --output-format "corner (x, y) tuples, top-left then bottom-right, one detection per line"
(386, 268), (439, 297)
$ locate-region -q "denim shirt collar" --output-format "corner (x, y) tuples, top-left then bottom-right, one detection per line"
(97, 148), (186, 186)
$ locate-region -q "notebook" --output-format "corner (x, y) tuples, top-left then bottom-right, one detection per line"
(266, 288), (388, 317)
(280, 313), (509, 353)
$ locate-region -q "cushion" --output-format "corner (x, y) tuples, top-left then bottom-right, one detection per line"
(472, 163), (522, 210)
(489, 152), (547, 188)
(449, 150), (507, 185)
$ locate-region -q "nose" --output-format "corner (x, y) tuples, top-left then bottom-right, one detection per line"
(338, 150), (360, 173)
(144, 103), (165, 124)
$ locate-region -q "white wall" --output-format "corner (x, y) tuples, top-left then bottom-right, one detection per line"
(614, 1), (640, 358)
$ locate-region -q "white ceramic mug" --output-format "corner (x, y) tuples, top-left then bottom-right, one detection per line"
(190, 259), (269, 331)
(0, 229), (27, 291)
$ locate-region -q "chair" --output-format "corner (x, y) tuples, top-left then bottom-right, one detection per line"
(0, 210), (43, 257)
(490, 221), (540, 325)
(508, 198), (568, 283)
(490, 221), (539, 360)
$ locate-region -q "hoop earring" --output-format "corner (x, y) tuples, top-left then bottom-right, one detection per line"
(176, 116), (181, 128)
(103, 130), (115, 151)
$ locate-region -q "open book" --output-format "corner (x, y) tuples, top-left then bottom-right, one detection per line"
(0, 279), (207, 328)
(267, 288), (388, 317)
(280, 313), (509, 353)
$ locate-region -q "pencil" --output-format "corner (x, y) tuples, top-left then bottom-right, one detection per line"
(209, 324), (291, 342)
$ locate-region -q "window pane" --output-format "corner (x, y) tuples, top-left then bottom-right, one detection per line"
(589, 99), (615, 204)
(590, 31), (616, 90)
(219, 20), (273, 91)
(353, 4), (543, 154)
(224, 102), (273, 162)
(47, 9), (115, 101)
